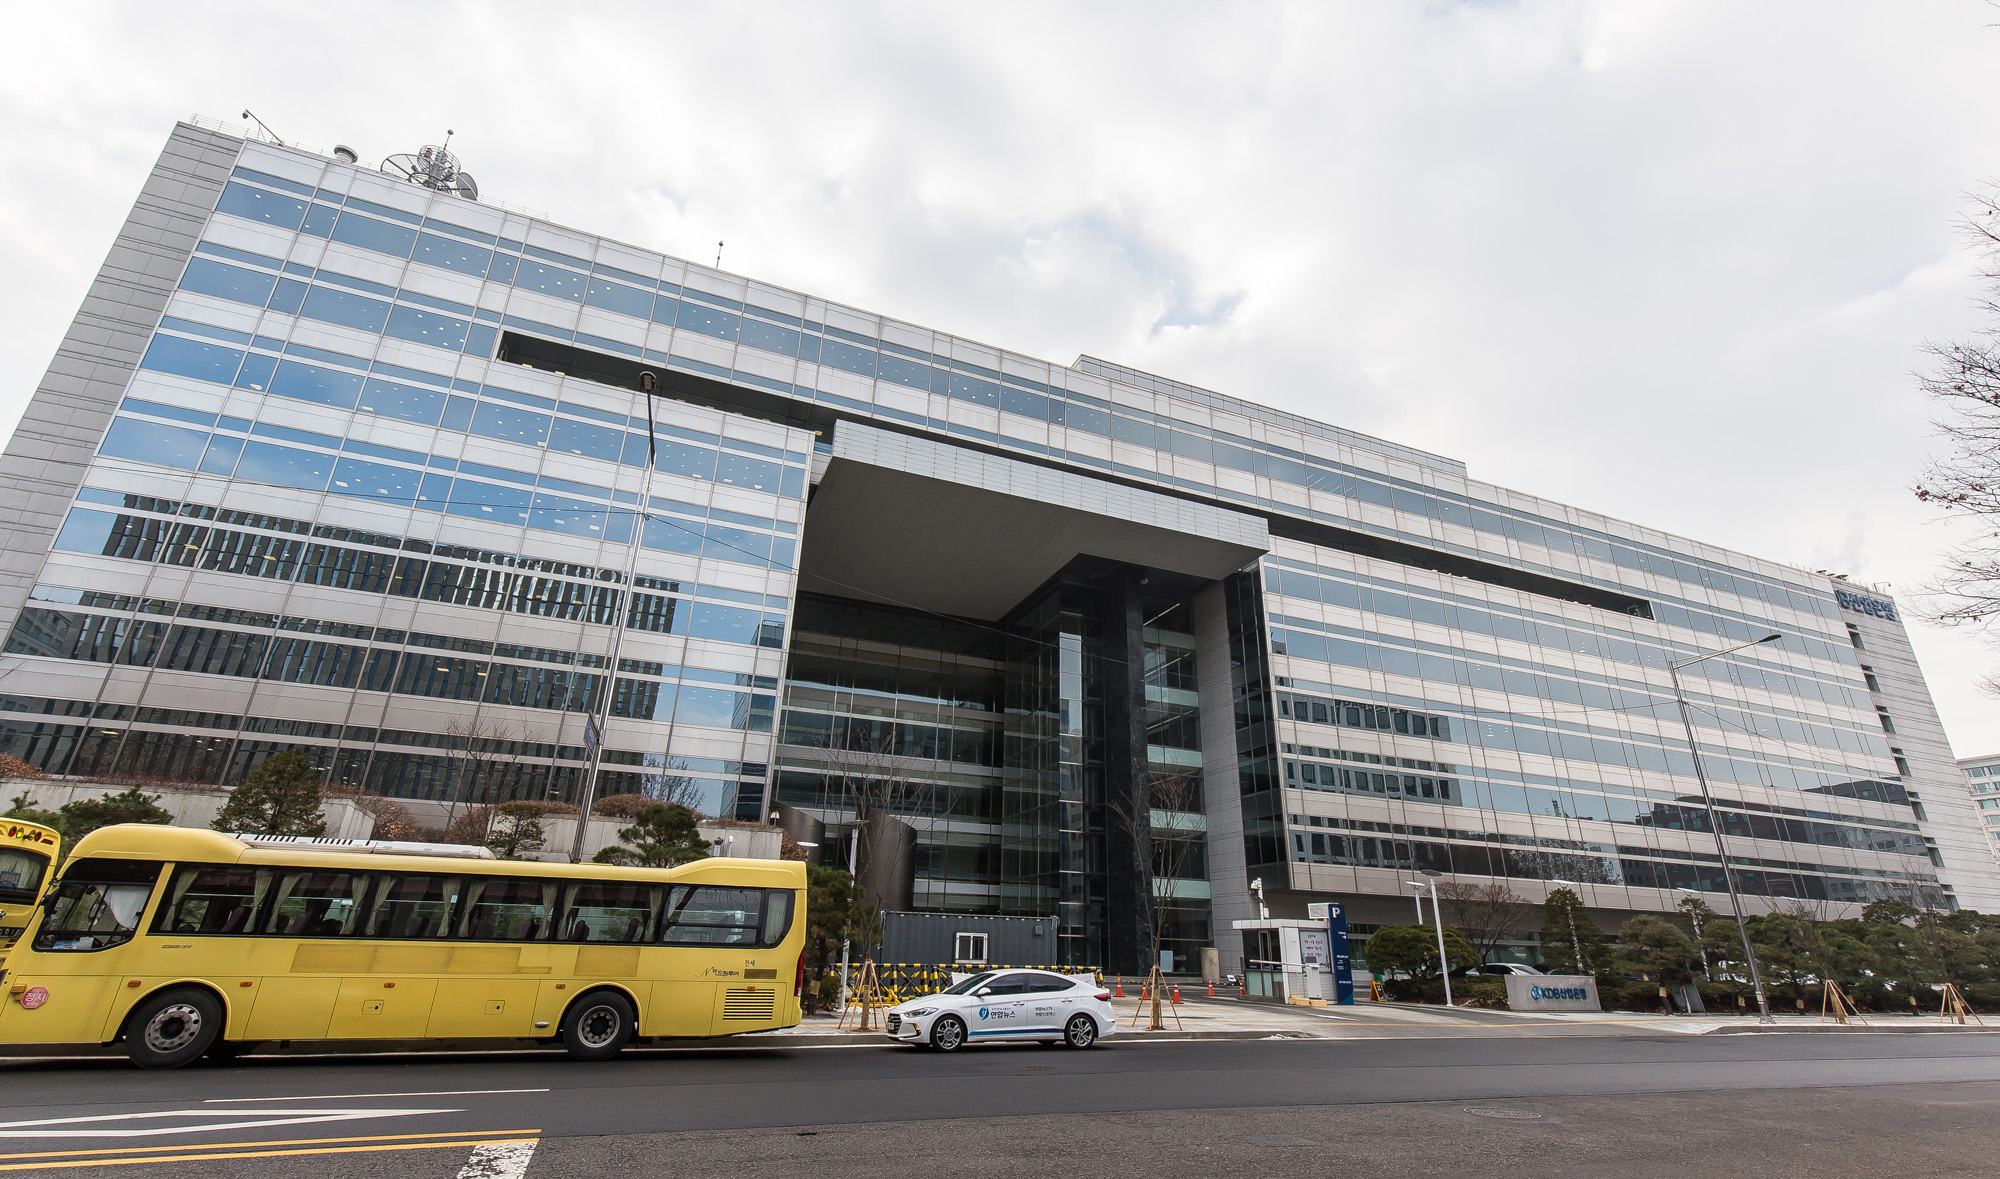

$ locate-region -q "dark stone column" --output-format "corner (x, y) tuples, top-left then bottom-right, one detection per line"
(1101, 565), (1154, 975)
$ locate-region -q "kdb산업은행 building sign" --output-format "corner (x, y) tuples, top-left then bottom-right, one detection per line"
(1835, 589), (1898, 621)
(1503, 974), (1599, 1011)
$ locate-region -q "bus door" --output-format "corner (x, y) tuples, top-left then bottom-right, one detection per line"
(2, 859), (163, 1045)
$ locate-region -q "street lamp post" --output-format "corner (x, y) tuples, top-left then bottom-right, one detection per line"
(1667, 632), (1782, 1023)
(1407, 871), (1452, 1007)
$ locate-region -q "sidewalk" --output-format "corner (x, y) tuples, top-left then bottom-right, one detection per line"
(751, 992), (2000, 1045)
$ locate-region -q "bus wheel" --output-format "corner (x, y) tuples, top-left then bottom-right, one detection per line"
(126, 988), (221, 1070)
(561, 992), (635, 1061)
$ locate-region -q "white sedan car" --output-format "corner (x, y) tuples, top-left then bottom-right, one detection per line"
(885, 969), (1116, 1051)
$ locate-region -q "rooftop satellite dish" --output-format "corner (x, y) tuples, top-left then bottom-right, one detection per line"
(380, 129), (480, 201)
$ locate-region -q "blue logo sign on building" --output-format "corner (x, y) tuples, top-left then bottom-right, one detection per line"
(1835, 589), (1898, 621)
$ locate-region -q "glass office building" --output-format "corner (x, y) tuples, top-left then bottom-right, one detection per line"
(1957, 754), (2000, 863)
(2, 122), (1995, 974)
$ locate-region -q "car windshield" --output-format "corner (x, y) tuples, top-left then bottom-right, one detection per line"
(942, 971), (996, 995)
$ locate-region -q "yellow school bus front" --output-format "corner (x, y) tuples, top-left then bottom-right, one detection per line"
(0, 817), (60, 955)
(0, 824), (806, 1065)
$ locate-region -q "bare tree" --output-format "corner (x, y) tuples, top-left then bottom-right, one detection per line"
(1915, 181), (2000, 685)
(1107, 766), (1204, 1029)
(1434, 881), (1533, 962)
(440, 716), (527, 828)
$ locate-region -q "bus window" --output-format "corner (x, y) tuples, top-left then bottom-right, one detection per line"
(761, 890), (794, 946)
(152, 865), (270, 935)
(32, 859), (161, 953)
(561, 881), (660, 943)
(0, 847), (50, 902)
(660, 885), (762, 946)
(264, 870), (372, 936)
(364, 874), (461, 938)
(458, 878), (556, 940)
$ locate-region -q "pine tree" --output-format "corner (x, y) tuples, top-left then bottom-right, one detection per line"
(212, 749), (328, 837)
(592, 803), (711, 868)
(58, 786), (174, 850)
(1539, 887), (1609, 975)
(484, 802), (549, 860)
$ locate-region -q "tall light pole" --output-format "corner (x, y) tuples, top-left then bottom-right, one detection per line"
(1667, 632), (1781, 1023)
(1408, 870), (1452, 1007)
(569, 370), (662, 863)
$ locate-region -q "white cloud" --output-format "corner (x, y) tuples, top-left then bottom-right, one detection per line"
(2, 0), (1998, 752)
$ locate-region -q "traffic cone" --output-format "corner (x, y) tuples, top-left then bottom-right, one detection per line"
(1207, 980), (1214, 998)
(1115, 977), (1124, 998)
(1172, 984), (1180, 1004)
(1238, 977), (1246, 998)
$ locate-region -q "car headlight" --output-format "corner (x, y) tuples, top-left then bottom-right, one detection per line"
(904, 1007), (937, 1017)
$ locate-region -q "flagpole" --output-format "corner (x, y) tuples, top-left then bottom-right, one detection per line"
(570, 370), (661, 862)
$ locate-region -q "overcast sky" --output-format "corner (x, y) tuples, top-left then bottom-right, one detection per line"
(3, 2), (1999, 754)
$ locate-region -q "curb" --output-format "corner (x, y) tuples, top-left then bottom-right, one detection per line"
(1704, 1022), (1998, 1035)
(751, 1028), (1297, 1046)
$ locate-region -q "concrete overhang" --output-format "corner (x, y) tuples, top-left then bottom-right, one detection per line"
(799, 422), (1271, 620)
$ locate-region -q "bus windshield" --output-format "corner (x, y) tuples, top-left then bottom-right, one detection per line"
(0, 847), (50, 902)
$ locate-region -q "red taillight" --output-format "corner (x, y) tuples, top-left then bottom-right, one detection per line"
(795, 955), (806, 998)
(1095, 991), (1111, 1001)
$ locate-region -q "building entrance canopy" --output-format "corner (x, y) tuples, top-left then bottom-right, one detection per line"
(801, 423), (1271, 620)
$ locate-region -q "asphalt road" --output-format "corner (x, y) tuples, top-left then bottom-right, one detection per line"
(4, 1033), (1998, 1177)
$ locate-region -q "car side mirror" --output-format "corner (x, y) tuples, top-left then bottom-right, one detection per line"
(974, 987), (992, 997)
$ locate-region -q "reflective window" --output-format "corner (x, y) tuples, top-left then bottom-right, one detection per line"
(469, 402), (552, 447)
(561, 881), (660, 942)
(585, 277), (654, 319)
(179, 258), (276, 306)
(234, 441), (336, 492)
(642, 515), (705, 555)
(330, 457), (423, 506)
(876, 354), (930, 389)
(198, 435), (242, 475)
(215, 182), (307, 229)
(817, 338), (876, 377)
(363, 874), (462, 938)
(270, 360), (364, 410)
(99, 418), (208, 470)
(444, 477), (532, 525)
(738, 318), (800, 357)
(702, 523), (772, 565)
(234, 352), (277, 392)
(513, 259), (586, 301)
(32, 859), (160, 953)
(300, 202), (337, 237)
(0, 848), (50, 901)
(655, 440), (717, 481)
(358, 377), (446, 425)
(264, 870), (371, 936)
(549, 417), (624, 460)
(300, 286), (392, 334)
(715, 451), (781, 492)
(266, 277), (309, 314)
(659, 885), (762, 945)
(458, 878), (556, 940)
(687, 601), (763, 644)
(385, 306), (470, 351)
(674, 684), (749, 729)
(139, 335), (243, 384)
(413, 232), (492, 276)
(149, 865), (267, 935)
(761, 890), (793, 945)
(330, 212), (417, 258)
(677, 304), (739, 342)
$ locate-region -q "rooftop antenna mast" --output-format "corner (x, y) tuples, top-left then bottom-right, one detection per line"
(239, 109), (285, 147)
(381, 129), (481, 202)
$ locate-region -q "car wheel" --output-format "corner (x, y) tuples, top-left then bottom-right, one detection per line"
(561, 991), (636, 1061)
(1063, 1014), (1098, 1049)
(931, 1014), (967, 1052)
(126, 988), (222, 1070)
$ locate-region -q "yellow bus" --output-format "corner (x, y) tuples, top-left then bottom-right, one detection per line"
(0, 824), (804, 1069)
(0, 818), (61, 954)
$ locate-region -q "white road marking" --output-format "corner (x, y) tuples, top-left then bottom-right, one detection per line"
(204, 1089), (549, 1103)
(0, 1107), (458, 1139)
(458, 1139), (538, 1178)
